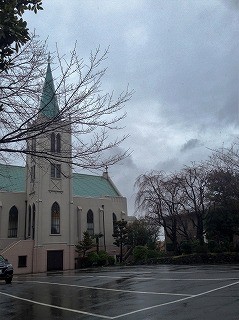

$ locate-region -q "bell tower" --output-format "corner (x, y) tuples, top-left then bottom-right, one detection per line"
(26, 59), (75, 272)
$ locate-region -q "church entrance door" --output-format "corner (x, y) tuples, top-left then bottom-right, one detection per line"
(47, 250), (63, 271)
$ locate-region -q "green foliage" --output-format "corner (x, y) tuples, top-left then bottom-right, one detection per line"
(133, 246), (148, 263)
(132, 246), (163, 264)
(147, 249), (161, 260)
(207, 169), (239, 205)
(180, 241), (192, 254)
(157, 252), (239, 265)
(98, 251), (109, 266)
(112, 220), (128, 247)
(206, 169), (239, 246)
(205, 206), (239, 245)
(75, 231), (95, 257)
(107, 255), (115, 265)
(127, 219), (159, 249)
(87, 251), (100, 266)
(112, 220), (128, 263)
(180, 240), (208, 254)
(0, 0), (43, 70)
(207, 240), (218, 253)
(193, 242), (208, 254)
(92, 233), (104, 253)
(77, 250), (115, 268)
(165, 242), (175, 252)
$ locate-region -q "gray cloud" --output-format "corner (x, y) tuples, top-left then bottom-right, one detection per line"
(221, 0), (239, 9)
(25, 0), (239, 214)
(155, 158), (180, 173)
(180, 139), (201, 153)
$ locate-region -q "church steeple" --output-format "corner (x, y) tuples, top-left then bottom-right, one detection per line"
(39, 58), (59, 118)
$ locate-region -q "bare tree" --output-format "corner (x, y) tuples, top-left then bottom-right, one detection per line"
(209, 144), (239, 173)
(135, 171), (188, 253)
(178, 164), (210, 245)
(0, 34), (132, 169)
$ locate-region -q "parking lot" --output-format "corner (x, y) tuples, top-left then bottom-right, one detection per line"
(0, 264), (239, 319)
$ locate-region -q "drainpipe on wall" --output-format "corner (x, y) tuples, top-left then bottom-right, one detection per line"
(77, 206), (82, 243)
(24, 200), (27, 240)
(102, 205), (106, 251)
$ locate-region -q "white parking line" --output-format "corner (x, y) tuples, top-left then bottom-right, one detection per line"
(111, 280), (239, 319)
(16, 274), (239, 282)
(0, 291), (111, 319)
(82, 275), (239, 282)
(135, 277), (239, 281)
(1, 278), (239, 319)
(23, 280), (193, 297)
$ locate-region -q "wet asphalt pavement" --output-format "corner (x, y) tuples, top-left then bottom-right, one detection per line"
(0, 264), (239, 319)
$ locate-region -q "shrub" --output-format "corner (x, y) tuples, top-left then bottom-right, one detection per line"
(133, 246), (148, 263)
(147, 249), (160, 259)
(87, 252), (99, 266)
(207, 240), (218, 253)
(207, 240), (235, 253)
(156, 252), (239, 264)
(180, 240), (208, 254)
(180, 241), (192, 254)
(108, 255), (115, 265)
(165, 243), (174, 252)
(190, 240), (206, 253)
(98, 251), (109, 266)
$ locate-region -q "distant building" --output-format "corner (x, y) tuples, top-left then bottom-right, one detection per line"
(0, 61), (128, 274)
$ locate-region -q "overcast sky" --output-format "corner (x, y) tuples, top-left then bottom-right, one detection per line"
(25, 0), (239, 215)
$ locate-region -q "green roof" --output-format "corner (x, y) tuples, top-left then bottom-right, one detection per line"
(0, 164), (120, 197)
(0, 164), (26, 192)
(39, 62), (59, 118)
(73, 173), (120, 197)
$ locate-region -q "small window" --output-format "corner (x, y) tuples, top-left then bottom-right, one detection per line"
(18, 256), (27, 268)
(51, 132), (61, 153)
(30, 165), (35, 182)
(51, 164), (61, 179)
(28, 205), (31, 237)
(32, 137), (36, 151)
(51, 133), (55, 152)
(56, 133), (61, 153)
(32, 204), (36, 240)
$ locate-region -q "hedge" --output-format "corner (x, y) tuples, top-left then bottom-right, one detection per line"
(156, 252), (239, 264)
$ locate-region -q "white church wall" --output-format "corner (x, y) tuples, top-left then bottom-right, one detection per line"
(73, 195), (127, 254)
(0, 192), (26, 240)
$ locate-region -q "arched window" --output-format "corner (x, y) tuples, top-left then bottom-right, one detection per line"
(112, 212), (117, 234)
(8, 206), (18, 238)
(28, 205), (31, 237)
(56, 133), (61, 153)
(51, 202), (60, 234)
(51, 132), (55, 152)
(87, 210), (94, 236)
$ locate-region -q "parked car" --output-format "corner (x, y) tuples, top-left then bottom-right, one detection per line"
(0, 255), (13, 284)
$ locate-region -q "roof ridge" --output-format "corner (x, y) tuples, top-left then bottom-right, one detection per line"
(73, 172), (102, 178)
(0, 163), (25, 169)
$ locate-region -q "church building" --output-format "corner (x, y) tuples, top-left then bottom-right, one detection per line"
(0, 61), (128, 274)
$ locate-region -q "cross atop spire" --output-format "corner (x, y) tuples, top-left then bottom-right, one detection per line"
(39, 59), (59, 119)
